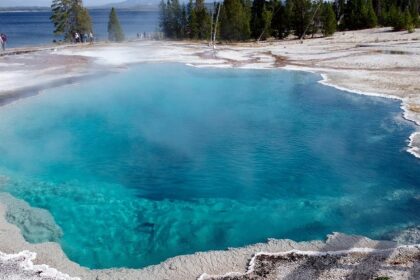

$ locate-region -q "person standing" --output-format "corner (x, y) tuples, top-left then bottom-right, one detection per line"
(89, 32), (94, 44)
(74, 32), (80, 43)
(0, 33), (7, 51)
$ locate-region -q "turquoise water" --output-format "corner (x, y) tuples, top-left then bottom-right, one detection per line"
(0, 64), (419, 269)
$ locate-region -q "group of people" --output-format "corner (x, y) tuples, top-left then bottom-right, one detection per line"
(0, 33), (7, 51)
(137, 32), (147, 40)
(73, 32), (94, 44)
(136, 32), (163, 40)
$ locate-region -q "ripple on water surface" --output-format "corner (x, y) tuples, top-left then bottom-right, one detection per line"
(0, 64), (419, 269)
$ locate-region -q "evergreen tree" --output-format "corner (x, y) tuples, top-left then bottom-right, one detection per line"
(158, 0), (419, 41)
(389, 5), (405, 30)
(403, 7), (414, 32)
(308, 0), (323, 38)
(74, 4), (92, 34)
(365, 0), (378, 28)
(378, 6), (389, 26)
(409, 0), (419, 27)
(188, 0), (199, 38)
(348, 0), (366, 29)
(260, 5), (274, 39)
(251, 0), (268, 39)
(160, 0), (169, 36)
(372, 0), (385, 24)
(334, 0), (346, 22)
(171, 0), (183, 38)
(271, 0), (290, 39)
(180, 4), (189, 38)
(50, 0), (92, 41)
(322, 2), (337, 36)
(193, 0), (212, 39)
(160, 0), (182, 38)
(219, 0), (251, 40)
(290, 0), (313, 38)
(160, 0), (211, 40)
(51, 0), (70, 37)
(108, 7), (125, 42)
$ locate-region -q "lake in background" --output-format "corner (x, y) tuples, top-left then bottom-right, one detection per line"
(0, 64), (419, 269)
(0, 9), (160, 48)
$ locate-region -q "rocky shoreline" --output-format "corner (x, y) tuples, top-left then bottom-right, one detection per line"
(199, 246), (420, 280)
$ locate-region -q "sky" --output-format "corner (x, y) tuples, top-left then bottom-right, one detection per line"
(0, 0), (118, 7)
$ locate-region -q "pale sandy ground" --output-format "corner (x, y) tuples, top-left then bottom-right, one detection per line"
(0, 27), (420, 279)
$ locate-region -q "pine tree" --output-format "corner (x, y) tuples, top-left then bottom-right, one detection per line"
(344, 0), (363, 29)
(372, 0), (385, 25)
(271, 0), (290, 39)
(403, 7), (414, 32)
(189, 4), (199, 38)
(51, 0), (70, 39)
(50, 0), (92, 41)
(389, 5), (405, 30)
(188, 0), (199, 39)
(74, 4), (92, 34)
(409, 0), (419, 27)
(322, 2), (337, 36)
(261, 6), (274, 39)
(180, 4), (188, 38)
(159, 0), (169, 36)
(164, 0), (182, 38)
(193, 0), (211, 40)
(290, 0), (313, 38)
(334, 0), (346, 23)
(308, 0), (323, 38)
(108, 8), (125, 42)
(365, 0), (378, 28)
(251, 0), (267, 39)
(158, 0), (419, 41)
(219, 0), (251, 40)
(171, 0), (183, 38)
(379, 8), (389, 26)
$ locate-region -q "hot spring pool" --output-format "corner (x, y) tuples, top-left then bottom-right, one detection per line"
(0, 64), (419, 269)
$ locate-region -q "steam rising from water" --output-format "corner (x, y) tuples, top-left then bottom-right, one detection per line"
(0, 64), (419, 269)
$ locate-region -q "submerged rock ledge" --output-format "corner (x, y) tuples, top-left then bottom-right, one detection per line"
(0, 193), (419, 280)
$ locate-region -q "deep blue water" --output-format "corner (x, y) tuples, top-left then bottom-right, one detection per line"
(0, 64), (419, 269)
(0, 10), (160, 48)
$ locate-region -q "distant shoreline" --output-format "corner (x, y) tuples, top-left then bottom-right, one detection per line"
(0, 6), (160, 13)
